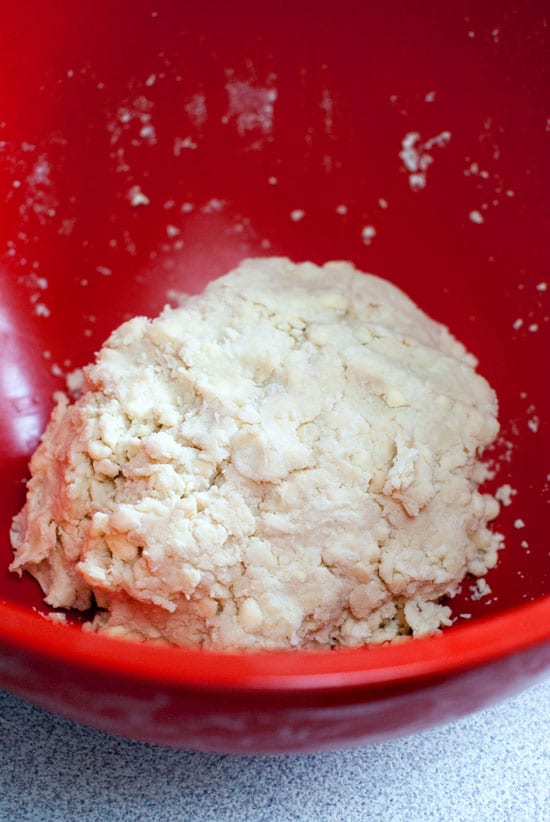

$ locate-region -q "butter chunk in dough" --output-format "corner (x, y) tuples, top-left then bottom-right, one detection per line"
(10, 258), (502, 648)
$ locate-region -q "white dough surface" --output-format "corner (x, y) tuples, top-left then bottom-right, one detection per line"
(10, 258), (502, 648)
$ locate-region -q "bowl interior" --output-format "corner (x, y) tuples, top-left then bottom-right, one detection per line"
(1, 2), (548, 651)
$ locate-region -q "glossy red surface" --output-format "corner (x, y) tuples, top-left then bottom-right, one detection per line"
(0, 1), (548, 752)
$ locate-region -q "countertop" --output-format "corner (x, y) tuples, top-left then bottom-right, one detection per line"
(1, 680), (548, 822)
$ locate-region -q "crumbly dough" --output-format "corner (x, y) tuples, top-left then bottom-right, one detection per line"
(10, 258), (502, 649)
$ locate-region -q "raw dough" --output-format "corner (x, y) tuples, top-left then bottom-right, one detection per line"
(10, 258), (502, 649)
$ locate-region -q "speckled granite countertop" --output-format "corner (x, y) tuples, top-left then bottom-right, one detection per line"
(1, 681), (548, 821)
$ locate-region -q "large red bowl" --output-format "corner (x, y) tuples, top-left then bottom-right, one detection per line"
(0, 1), (548, 753)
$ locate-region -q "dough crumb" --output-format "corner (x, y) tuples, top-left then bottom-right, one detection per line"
(495, 484), (516, 507)
(66, 368), (85, 397)
(43, 611), (68, 625)
(10, 258), (502, 650)
(470, 577), (492, 601)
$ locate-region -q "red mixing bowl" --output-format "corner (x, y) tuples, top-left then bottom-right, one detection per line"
(0, 1), (548, 754)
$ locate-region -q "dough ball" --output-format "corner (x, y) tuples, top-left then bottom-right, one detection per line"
(10, 258), (502, 649)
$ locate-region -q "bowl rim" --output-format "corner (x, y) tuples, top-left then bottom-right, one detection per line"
(1, 596), (549, 692)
